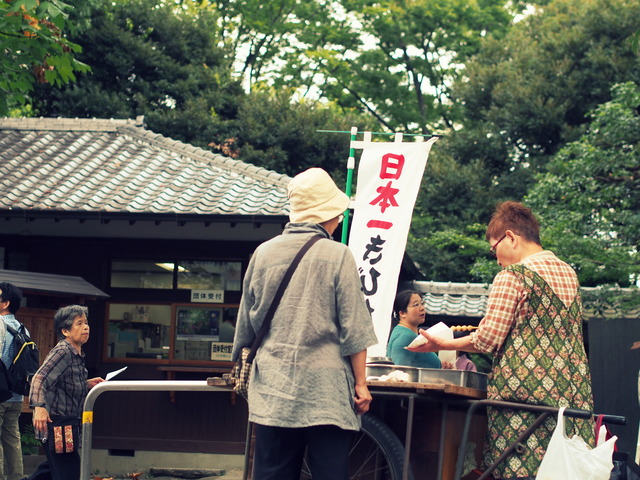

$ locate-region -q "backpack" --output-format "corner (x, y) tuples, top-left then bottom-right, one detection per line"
(0, 363), (11, 402)
(4, 323), (40, 396)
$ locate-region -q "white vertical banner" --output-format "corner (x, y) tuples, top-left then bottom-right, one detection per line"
(348, 137), (438, 356)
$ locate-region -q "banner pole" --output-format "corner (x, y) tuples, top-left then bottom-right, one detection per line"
(341, 126), (358, 244)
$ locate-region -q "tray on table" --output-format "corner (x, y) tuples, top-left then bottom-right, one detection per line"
(418, 368), (488, 391)
(366, 364), (487, 391)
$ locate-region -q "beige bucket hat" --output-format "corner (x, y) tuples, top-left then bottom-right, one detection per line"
(287, 168), (349, 224)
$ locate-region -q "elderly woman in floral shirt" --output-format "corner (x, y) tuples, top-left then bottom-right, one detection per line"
(409, 201), (594, 480)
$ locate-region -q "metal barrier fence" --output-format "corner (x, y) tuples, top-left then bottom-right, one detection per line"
(80, 380), (238, 480)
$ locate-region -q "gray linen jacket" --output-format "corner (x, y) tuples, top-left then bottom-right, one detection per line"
(232, 223), (377, 431)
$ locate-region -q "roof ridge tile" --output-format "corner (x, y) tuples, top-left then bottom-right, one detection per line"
(119, 125), (291, 187)
(0, 117), (137, 132)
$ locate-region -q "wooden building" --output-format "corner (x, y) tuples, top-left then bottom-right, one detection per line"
(0, 117), (294, 465)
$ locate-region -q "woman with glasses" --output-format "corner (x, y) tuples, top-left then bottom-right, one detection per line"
(408, 201), (594, 480)
(386, 290), (441, 368)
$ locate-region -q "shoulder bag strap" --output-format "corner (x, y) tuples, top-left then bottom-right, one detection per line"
(246, 234), (323, 363)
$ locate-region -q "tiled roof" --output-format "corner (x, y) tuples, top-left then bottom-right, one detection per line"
(405, 281), (639, 319)
(0, 117), (291, 219)
(424, 292), (489, 318)
(412, 281), (490, 318)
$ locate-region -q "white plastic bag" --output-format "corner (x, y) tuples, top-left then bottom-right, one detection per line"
(536, 407), (617, 480)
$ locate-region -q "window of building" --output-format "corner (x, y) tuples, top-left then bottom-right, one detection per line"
(110, 260), (242, 291)
(174, 305), (238, 361)
(177, 261), (241, 291)
(107, 258), (242, 364)
(110, 261), (174, 289)
(106, 304), (172, 359)
(105, 303), (237, 363)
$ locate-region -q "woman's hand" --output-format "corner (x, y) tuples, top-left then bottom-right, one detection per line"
(441, 361), (455, 370)
(88, 377), (105, 389)
(405, 330), (444, 353)
(32, 406), (51, 435)
(353, 383), (372, 415)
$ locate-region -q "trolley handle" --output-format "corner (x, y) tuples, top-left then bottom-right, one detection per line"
(590, 413), (626, 426)
(468, 400), (627, 426)
(550, 407), (626, 426)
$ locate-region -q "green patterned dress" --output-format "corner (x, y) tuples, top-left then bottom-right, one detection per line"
(484, 264), (595, 479)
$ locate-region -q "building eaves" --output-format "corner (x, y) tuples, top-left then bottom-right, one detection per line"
(0, 268), (109, 299)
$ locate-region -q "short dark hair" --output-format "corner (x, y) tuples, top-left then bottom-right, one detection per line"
(392, 290), (422, 319)
(388, 290), (423, 342)
(54, 305), (88, 339)
(0, 282), (23, 315)
(486, 201), (541, 245)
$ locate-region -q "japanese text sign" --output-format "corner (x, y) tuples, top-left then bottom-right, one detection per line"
(348, 138), (437, 356)
(191, 290), (224, 303)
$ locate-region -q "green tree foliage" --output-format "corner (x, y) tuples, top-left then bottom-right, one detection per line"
(31, 0), (375, 176)
(221, 88), (377, 179)
(31, 0), (242, 148)
(452, 0), (640, 174)
(0, 0), (89, 115)
(215, 0), (360, 92)
(292, 0), (514, 134)
(406, 148), (499, 281)
(630, 30), (640, 55)
(404, 0), (640, 281)
(526, 82), (640, 287)
(206, 0), (520, 134)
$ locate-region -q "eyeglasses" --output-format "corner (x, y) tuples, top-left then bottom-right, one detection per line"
(489, 234), (507, 258)
(407, 302), (423, 309)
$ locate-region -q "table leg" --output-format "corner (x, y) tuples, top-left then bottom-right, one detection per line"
(437, 402), (448, 480)
(403, 395), (415, 480)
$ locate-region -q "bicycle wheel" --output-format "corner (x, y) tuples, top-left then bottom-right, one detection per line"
(300, 413), (413, 480)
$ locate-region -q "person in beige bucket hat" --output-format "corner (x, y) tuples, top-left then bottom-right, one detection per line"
(232, 167), (377, 480)
(287, 167), (350, 224)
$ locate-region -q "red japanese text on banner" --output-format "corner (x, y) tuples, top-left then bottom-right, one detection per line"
(348, 138), (437, 356)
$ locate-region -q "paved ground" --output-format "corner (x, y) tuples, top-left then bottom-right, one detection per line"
(88, 469), (244, 479)
(89, 468), (245, 479)
(130, 471), (243, 480)
(24, 456), (245, 480)
(216, 467), (243, 479)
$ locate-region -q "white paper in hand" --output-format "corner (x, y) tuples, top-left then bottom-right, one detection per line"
(427, 322), (456, 364)
(406, 322), (453, 350)
(407, 334), (428, 349)
(105, 366), (127, 381)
